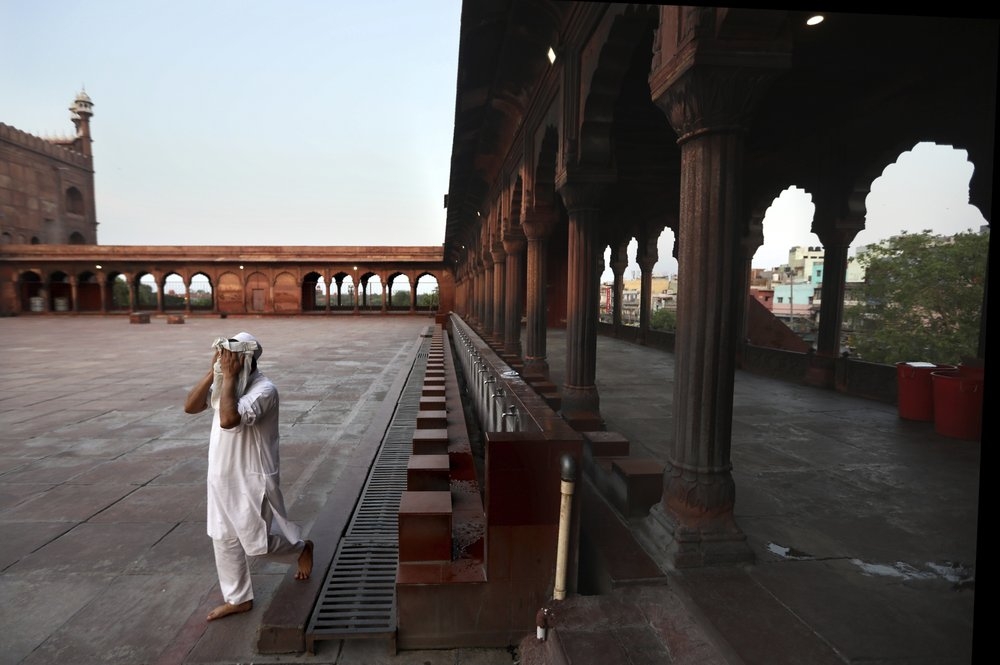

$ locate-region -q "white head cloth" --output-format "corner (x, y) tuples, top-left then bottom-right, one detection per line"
(209, 332), (261, 410)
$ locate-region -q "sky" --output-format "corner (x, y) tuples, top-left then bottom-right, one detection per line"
(1, 0), (461, 248)
(1, 1), (988, 279)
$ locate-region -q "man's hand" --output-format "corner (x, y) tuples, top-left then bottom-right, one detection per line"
(218, 348), (243, 378)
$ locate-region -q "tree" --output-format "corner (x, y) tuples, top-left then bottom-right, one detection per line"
(847, 229), (987, 364)
(650, 307), (677, 331)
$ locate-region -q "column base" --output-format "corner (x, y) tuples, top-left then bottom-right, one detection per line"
(635, 501), (754, 570)
(560, 385), (603, 432)
(522, 357), (549, 380)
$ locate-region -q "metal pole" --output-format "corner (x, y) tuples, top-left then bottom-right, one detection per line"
(553, 453), (577, 601)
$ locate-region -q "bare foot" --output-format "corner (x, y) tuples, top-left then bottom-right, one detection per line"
(296, 540), (314, 580)
(206, 600), (252, 621)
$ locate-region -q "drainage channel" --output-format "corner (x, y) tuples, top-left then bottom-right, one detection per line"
(304, 331), (430, 654)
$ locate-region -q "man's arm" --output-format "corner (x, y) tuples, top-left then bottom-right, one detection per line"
(217, 349), (243, 429)
(184, 351), (218, 414)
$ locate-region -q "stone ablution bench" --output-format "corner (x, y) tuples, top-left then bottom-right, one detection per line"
(256, 316), (661, 654)
(390, 316), (585, 649)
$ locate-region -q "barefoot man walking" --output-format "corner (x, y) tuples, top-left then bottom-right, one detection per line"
(184, 332), (313, 621)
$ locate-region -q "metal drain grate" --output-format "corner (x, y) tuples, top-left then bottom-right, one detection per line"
(305, 328), (435, 653)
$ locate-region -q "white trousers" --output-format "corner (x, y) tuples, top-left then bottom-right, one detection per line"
(212, 504), (304, 605)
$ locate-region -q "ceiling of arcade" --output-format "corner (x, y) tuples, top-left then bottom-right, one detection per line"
(444, 3), (996, 266)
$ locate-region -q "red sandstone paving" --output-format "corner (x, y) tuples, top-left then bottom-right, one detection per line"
(0, 316), (437, 664)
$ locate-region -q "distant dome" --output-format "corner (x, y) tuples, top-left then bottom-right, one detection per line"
(75, 89), (92, 104)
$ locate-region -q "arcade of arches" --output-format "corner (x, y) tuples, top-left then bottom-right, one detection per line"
(0, 245), (452, 317)
(442, 4), (993, 567)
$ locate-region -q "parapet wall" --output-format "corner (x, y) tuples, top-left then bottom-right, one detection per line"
(0, 123), (91, 170)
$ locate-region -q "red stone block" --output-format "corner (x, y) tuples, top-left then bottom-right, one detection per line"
(413, 429), (449, 455)
(611, 458), (664, 518)
(407, 454), (451, 491)
(398, 490), (452, 562)
(416, 410), (448, 430)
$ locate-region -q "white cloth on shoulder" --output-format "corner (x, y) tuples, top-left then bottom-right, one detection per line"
(210, 335), (260, 410)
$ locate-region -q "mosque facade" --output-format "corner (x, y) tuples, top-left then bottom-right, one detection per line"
(0, 90), (98, 246)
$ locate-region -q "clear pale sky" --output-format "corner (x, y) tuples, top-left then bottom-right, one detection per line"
(1, 1), (988, 275)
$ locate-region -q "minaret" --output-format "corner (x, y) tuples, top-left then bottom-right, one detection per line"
(69, 89), (94, 157)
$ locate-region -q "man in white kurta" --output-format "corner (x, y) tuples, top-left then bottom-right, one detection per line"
(184, 332), (313, 622)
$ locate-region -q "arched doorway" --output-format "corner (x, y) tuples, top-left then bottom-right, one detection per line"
(164, 273), (187, 310)
(49, 271), (72, 312)
(107, 273), (130, 311)
(190, 273), (213, 311)
(388, 272), (409, 311)
(18, 271), (43, 312)
(302, 272), (327, 312)
(135, 273), (158, 311)
(77, 271), (101, 311)
(415, 273), (439, 312)
(332, 272), (355, 311)
(246, 272), (269, 312)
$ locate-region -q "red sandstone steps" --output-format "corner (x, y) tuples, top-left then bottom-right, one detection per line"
(399, 326), (487, 582)
(525, 377), (563, 411)
(581, 431), (663, 521)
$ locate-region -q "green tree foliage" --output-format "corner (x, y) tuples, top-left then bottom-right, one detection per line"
(650, 307), (677, 331)
(848, 229), (987, 364)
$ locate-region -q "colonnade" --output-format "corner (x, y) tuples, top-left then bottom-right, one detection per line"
(443, 5), (993, 568)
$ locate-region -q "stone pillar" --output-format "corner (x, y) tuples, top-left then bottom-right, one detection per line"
(409, 277), (417, 313)
(521, 209), (557, 378)
(643, 23), (788, 566)
(813, 217), (864, 364)
(557, 175), (608, 428)
(70, 277), (79, 313)
(470, 259), (481, 324)
(157, 280), (165, 313)
(491, 244), (506, 345)
(610, 240), (628, 335)
(503, 230), (527, 357)
(636, 234), (657, 345)
(99, 273), (107, 313)
(128, 278), (137, 311)
(381, 280), (388, 314)
(457, 263), (465, 319)
(736, 214), (764, 365)
(482, 251), (495, 337)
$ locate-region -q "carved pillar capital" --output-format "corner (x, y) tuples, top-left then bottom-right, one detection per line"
(522, 208), (558, 241)
(556, 168), (613, 213)
(656, 65), (782, 142)
(812, 215), (865, 249)
(502, 230), (527, 256)
(491, 244), (506, 266)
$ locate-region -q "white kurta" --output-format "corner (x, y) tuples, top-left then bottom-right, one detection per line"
(206, 371), (300, 557)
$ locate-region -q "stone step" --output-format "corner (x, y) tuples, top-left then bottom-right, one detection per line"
(588, 455), (664, 520)
(412, 429), (449, 455)
(419, 395), (447, 411)
(416, 409), (448, 430)
(406, 454), (451, 491)
(398, 490), (453, 563)
(610, 458), (664, 519)
(582, 431), (630, 465)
